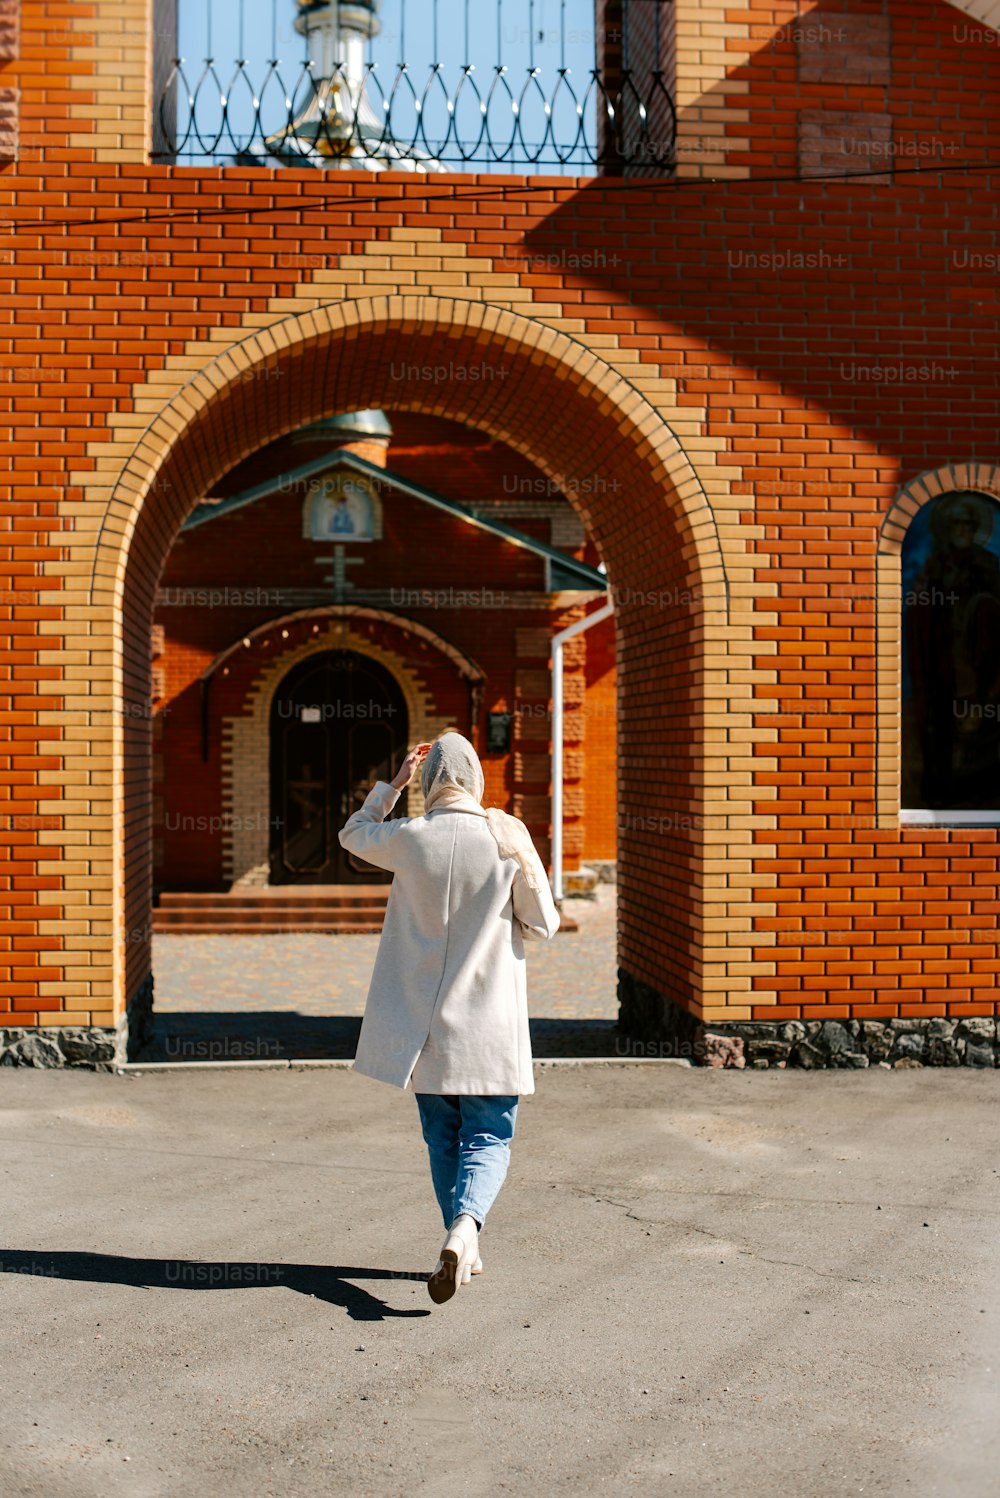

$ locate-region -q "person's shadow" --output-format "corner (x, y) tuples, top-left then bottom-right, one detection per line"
(0, 1249), (432, 1321)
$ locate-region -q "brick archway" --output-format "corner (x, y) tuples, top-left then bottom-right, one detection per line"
(47, 293), (778, 1054)
(88, 296), (726, 601)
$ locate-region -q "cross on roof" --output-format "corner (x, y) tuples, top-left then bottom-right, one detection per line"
(314, 544), (365, 602)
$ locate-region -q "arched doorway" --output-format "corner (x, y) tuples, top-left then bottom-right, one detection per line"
(66, 294), (754, 1053)
(269, 649), (409, 883)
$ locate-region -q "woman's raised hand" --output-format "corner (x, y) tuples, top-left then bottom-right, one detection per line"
(390, 742), (432, 790)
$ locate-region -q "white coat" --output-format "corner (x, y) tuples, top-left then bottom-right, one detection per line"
(338, 780), (561, 1095)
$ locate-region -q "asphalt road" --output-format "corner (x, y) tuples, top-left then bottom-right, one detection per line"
(1, 1063), (998, 1498)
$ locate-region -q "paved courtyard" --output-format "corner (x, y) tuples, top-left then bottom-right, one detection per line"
(1, 1063), (998, 1498)
(147, 885), (618, 1061)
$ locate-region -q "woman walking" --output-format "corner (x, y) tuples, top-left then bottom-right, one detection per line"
(338, 730), (561, 1304)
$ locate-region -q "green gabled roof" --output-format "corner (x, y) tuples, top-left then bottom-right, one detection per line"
(182, 448), (607, 591)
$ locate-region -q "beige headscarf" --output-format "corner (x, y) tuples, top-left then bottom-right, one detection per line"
(420, 731), (543, 893)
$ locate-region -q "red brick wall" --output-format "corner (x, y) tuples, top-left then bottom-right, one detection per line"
(3, 0), (1000, 1033)
(701, 0), (996, 178)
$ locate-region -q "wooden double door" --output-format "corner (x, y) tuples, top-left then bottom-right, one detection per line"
(269, 649), (409, 883)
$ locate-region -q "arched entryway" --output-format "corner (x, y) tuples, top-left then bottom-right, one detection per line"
(54, 294), (775, 1054)
(192, 606), (484, 889)
(269, 649), (409, 884)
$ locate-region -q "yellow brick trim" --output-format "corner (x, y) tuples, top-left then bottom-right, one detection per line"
(672, 2), (752, 180)
(953, 3), (1000, 31)
(66, 0), (153, 164)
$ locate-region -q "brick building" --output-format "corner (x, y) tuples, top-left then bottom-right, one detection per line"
(152, 409), (615, 902)
(3, 0), (1000, 1067)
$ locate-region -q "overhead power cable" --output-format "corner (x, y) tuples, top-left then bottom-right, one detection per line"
(0, 154), (997, 239)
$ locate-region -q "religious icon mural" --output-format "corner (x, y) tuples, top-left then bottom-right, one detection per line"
(330, 496), (355, 534)
(305, 473), (377, 542)
(901, 490), (1000, 811)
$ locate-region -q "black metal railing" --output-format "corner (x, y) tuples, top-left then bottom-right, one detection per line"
(152, 0), (676, 173)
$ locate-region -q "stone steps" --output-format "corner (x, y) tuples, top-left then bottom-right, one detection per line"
(154, 886), (389, 934)
(152, 885), (577, 934)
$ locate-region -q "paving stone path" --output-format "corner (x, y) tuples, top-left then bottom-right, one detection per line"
(146, 884), (620, 1061)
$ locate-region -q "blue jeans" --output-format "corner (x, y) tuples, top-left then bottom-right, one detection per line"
(414, 1093), (519, 1232)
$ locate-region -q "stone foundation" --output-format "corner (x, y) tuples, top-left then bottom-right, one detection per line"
(5, 968), (996, 1071)
(617, 971), (1000, 1068)
(0, 975), (157, 1068)
(0, 1026), (115, 1069)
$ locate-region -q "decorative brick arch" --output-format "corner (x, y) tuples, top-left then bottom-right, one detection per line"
(877, 462), (1000, 824)
(87, 296), (727, 603)
(46, 287), (778, 1052)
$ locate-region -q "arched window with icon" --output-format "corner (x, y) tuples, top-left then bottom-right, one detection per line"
(901, 490), (1000, 812)
(303, 473), (379, 542)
